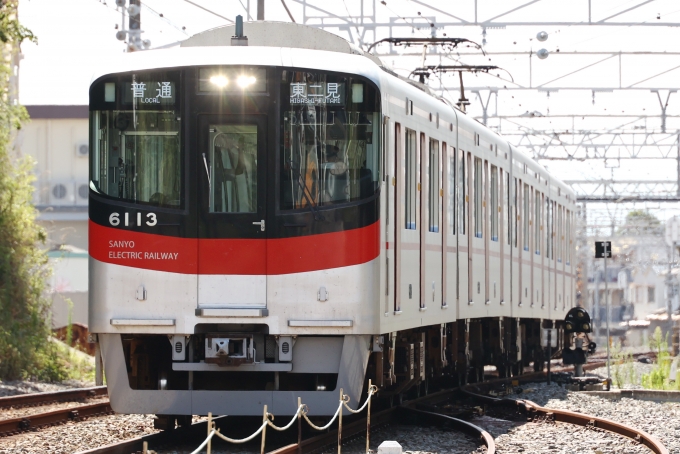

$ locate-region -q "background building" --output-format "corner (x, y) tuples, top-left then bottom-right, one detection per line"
(19, 105), (89, 327)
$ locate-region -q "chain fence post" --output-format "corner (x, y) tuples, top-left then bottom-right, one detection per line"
(366, 379), (372, 454)
(338, 388), (343, 454)
(207, 412), (213, 454)
(261, 405), (268, 454)
(297, 397), (302, 454)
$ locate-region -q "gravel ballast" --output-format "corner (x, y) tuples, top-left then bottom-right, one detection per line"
(0, 414), (158, 454)
(1, 380), (677, 453)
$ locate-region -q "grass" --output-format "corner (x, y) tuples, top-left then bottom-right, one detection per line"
(50, 338), (95, 384)
(640, 327), (676, 390)
(609, 327), (678, 390)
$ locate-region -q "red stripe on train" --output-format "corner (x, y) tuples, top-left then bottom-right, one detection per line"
(89, 220), (380, 275)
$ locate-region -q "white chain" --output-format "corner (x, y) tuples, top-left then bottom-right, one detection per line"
(189, 429), (216, 454)
(302, 401), (343, 431)
(266, 405), (304, 431)
(186, 386), (378, 451)
(342, 386), (377, 414)
(214, 421), (267, 444)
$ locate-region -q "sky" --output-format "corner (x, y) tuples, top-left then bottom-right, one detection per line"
(17, 0), (680, 226)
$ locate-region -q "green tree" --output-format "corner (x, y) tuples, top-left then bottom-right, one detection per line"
(0, 2), (65, 380)
(616, 209), (662, 236)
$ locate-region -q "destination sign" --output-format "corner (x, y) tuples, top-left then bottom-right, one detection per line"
(123, 80), (176, 105)
(289, 82), (345, 106)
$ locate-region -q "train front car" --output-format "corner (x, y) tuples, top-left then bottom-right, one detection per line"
(88, 24), (384, 420)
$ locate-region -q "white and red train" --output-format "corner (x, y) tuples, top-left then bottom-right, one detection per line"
(88, 21), (577, 422)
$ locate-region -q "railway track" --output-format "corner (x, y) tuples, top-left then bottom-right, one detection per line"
(1, 355), (667, 452)
(460, 378), (669, 454)
(0, 386), (111, 436)
(0, 386), (107, 409)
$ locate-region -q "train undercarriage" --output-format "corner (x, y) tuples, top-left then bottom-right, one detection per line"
(105, 317), (567, 426)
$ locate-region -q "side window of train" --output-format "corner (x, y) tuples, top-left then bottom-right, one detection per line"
(504, 170), (510, 245)
(558, 204), (563, 263)
(545, 196), (550, 258)
(405, 128), (417, 229)
(449, 146), (456, 235)
(490, 165), (498, 241)
(535, 189), (541, 255)
(513, 177), (518, 248)
(429, 138), (440, 233)
(474, 157), (483, 238)
(523, 183), (530, 251)
(566, 209), (571, 265)
(458, 149), (466, 235)
(547, 199), (553, 259)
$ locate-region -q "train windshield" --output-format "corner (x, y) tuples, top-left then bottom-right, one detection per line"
(89, 71), (182, 209)
(280, 70), (380, 210)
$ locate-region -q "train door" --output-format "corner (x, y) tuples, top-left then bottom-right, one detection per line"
(394, 123), (402, 312)
(443, 145), (456, 311)
(521, 182), (532, 309)
(551, 204), (564, 319)
(196, 115), (268, 309)
(422, 137), (443, 310)
(385, 120), (397, 315)
(565, 209), (572, 311)
(533, 188), (542, 313)
(400, 128), (419, 313)
(489, 164), (500, 307)
(458, 149), (468, 311)
(471, 155), (486, 305)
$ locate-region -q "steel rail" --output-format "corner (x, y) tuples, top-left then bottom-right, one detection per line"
(0, 386), (107, 409)
(269, 390), (497, 454)
(267, 406), (396, 454)
(519, 399), (669, 454)
(461, 376), (670, 454)
(0, 401), (113, 436)
(398, 407), (495, 454)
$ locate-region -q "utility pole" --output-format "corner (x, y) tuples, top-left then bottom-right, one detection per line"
(257, 0), (264, 20)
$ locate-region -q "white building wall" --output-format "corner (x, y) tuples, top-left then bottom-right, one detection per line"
(18, 106), (90, 327)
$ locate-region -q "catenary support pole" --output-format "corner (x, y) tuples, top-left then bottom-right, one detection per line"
(258, 0), (264, 20)
(605, 241), (611, 385)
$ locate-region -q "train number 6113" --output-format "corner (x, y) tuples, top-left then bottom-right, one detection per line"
(109, 212), (157, 227)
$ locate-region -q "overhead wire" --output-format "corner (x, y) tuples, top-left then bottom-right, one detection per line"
(92, 0), (189, 43)
(142, 2), (189, 36)
(237, 0), (254, 21)
(181, 0), (234, 23)
(281, 0), (296, 22)
(341, 0), (364, 48)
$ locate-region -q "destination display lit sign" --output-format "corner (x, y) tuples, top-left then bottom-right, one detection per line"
(289, 82), (345, 105)
(123, 80), (176, 105)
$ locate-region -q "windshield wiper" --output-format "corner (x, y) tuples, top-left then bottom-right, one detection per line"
(288, 160), (325, 222)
